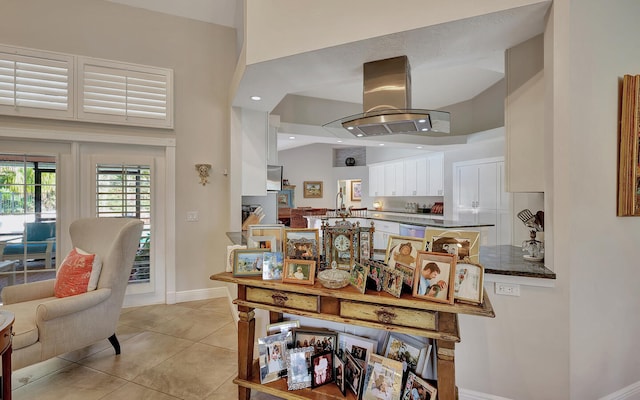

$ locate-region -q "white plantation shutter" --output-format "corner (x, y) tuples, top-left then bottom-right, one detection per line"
(78, 57), (173, 128)
(0, 45), (73, 119)
(96, 163), (152, 284)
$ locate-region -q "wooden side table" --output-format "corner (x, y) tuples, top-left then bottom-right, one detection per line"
(210, 272), (494, 400)
(0, 311), (14, 400)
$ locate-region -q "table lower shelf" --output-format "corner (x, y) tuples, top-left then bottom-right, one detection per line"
(235, 360), (357, 400)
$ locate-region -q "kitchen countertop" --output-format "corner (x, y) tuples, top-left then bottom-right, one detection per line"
(366, 212), (494, 228)
(226, 232), (555, 280)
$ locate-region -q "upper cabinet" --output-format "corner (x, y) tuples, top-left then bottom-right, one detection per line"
(505, 34), (544, 192)
(369, 153), (443, 197)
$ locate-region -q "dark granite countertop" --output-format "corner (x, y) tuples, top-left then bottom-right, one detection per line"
(227, 232), (555, 280)
(479, 245), (555, 279)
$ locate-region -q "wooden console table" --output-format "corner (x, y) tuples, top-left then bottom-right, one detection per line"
(210, 272), (494, 400)
(0, 311), (14, 400)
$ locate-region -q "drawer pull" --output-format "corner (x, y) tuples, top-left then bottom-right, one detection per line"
(374, 308), (397, 324)
(271, 291), (289, 306)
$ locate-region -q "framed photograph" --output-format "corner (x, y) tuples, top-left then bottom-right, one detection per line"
(344, 352), (365, 398)
(385, 235), (428, 272)
(383, 333), (427, 374)
(334, 354), (347, 395)
(351, 180), (362, 201)
(365, 259), (384, 291)
(413, 251), (457, 304)
(232, 248), (269, 277)
(362, 354), (403, 400)
(286, 346), (314, 390)
(454, 262), (485, 305)
(349, 262), (369, 294)
(262, 252), (284, 280)
(283, 228), (320, 264)
(337, 332), (378, 364)
(425, 228), (480, 263)
(282, 259), (316, 285)
(225, 244), (246, 273)
(257, 331), (291, 384)
(248, 224), (285, 253)
(293, 328), (337, 353)
(401, 371), (437, 400)
(311, 350), (334, 388)
(267, 319), (300, 335)
(394, 261), (415, 288)
(303, 181), (323, 198)
(360, 230), (371, 261)
(248, 235), (276, 251)
(383, 267), (404, 298)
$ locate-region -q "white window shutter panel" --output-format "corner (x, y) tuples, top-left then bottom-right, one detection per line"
(0, 45), (74, 119)
(78, 57), (173, 129)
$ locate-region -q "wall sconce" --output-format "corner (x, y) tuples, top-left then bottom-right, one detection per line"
(195, 164), (212, 186)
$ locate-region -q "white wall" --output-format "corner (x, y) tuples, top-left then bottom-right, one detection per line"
(565, 1), (640, 398)
(0, 0), (237, 294)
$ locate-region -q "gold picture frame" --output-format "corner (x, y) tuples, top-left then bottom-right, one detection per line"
(424, 229), (480, 264)
(283, 259), (316, 285)
(350, 180), (362, 201)
(303, 181), (323, 198)
(617, 74), (640, 216)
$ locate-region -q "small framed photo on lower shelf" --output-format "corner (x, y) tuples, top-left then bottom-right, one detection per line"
(286, 346), (314, 390)
(401, 371), (437, 400)
(311, 350), (334, 388)
(334, 354), (347, 395)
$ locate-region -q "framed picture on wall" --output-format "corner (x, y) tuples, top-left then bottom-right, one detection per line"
(303, 181), (323, 198)
(351, 180), (362, 201)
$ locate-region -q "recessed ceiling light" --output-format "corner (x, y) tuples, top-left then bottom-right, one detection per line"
(418, 119), (426, 123)
(288, 136), (295, 140)
(347, 126), (354, 130)
(379, 143), (385, 146)
(416, 146), (423, 149)
(337, 140), (343, 143)
(421, 128), (429, 132)
(356, 133), (364, 137)
(250, 96), (261, 101)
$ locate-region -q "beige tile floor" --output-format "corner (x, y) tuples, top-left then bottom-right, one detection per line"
(10, 298), (281, 400)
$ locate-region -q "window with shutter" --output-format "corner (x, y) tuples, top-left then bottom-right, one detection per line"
(78, 58), (173, 128)
(0, 45), (73, 119)
(96, 164), (151, 284)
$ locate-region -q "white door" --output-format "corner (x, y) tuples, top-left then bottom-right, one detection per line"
(80, 143), (168, 306)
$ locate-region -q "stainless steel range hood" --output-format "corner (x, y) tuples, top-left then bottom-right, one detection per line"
(323, 56), (450, 136)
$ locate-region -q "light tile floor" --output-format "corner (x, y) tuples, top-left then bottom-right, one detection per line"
(11, 298), (280, 400)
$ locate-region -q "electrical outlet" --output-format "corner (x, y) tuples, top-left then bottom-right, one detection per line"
(495, 282), (520, 296)
(186, 211), (199, 222)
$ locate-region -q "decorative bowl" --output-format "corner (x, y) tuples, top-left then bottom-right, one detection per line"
(317, 266), (350, 289)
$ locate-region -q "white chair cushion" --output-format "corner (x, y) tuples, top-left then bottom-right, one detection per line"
(1, 297), (55, 350)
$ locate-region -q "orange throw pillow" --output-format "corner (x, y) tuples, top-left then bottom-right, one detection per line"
(54, 248), (96, 298)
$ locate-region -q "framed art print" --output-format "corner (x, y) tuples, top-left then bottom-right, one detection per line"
(383, 267), (404, 298)
(293, 328), (336, 353)
(413, 251), (456, 304)
(283, 228), (320, 264)
(262, 252), (284, 280)
(454, 262), (485, 304)
(287, 346), (314, 390)
(282, 259), (316, 285)
(349, 262), (369, 294)
(362, 354), (403, 400)
(425, 228), (480, 263)
(232, 249), (269, 277)
(311, 350), (334, 388)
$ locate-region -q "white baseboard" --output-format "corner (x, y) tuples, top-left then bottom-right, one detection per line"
(459, 388), (512, 400)
(600, 381), (640, 400)
(174, 287), (228, 303)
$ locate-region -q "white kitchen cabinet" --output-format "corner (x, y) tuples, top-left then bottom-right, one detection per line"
(404, 157), (427, 196)
(368, 164), (385, 197)
(383, 161), (404, 196)
(456, 161), (498, 210)
(371, 220), (400, 250)
(427, 153), (443, 196)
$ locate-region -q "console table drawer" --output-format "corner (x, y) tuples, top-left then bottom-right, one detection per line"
(340, 301), (437, 331)
(246, 287), (319, 312)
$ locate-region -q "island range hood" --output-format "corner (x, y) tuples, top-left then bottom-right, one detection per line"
(323, 55), (450, 137)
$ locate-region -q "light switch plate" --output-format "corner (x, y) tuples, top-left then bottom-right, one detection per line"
(186, 211), (199, 222)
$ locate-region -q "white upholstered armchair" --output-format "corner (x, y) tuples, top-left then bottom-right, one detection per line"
(0, 218), (143, 370)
